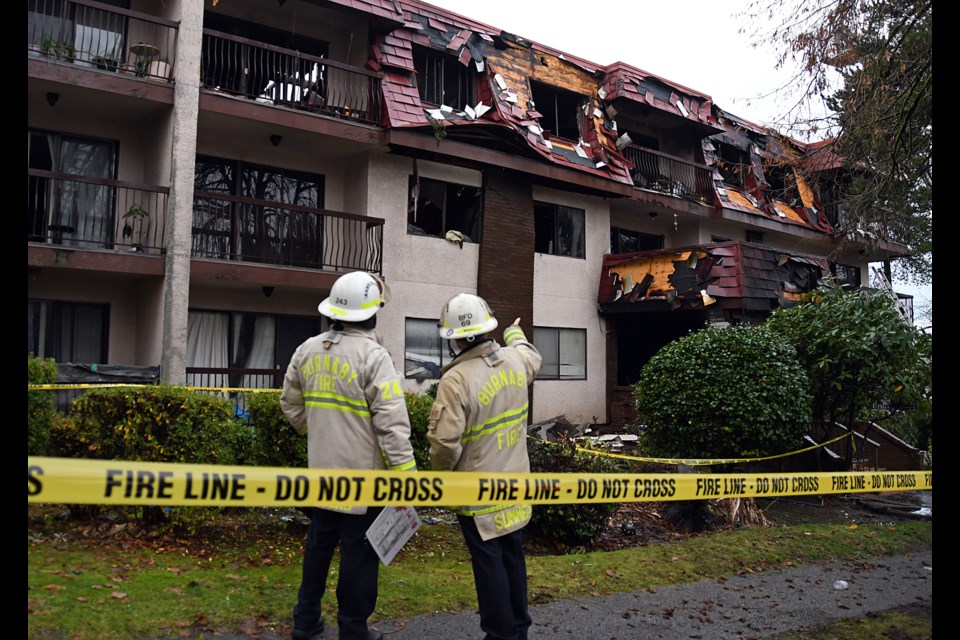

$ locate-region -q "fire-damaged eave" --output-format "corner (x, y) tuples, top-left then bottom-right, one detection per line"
(376, 0), (726, 188)
(703, 110), (834, 235)
(598, 61), (723, 136)
(598, 241), (827, 313)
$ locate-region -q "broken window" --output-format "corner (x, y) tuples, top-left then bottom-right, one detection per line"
(407, 176), (482, 242)
(529, 80), (584, 141)
(533, 327), (586, 380)
(763, 161), (800, 205)
(535, 201), (585, 258)
(413, 47), (477, 110)
(403, 318), (449, 380)
(746, 230), (765, 244)
(715, 142), (750, 187)
(611, 227), (663, 253)
(831, 263), (862, 288)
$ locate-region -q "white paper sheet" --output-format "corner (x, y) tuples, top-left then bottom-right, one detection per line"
(366, 506), (422, 566)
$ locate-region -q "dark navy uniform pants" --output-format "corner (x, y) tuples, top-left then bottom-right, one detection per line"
(458, 515), (532, 640)
(293, 506), (382, 640)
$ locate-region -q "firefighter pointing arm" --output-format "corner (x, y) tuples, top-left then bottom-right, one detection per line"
(427, 294), (541, 640)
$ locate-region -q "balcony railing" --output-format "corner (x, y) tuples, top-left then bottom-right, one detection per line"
(28, 0), (178, 81)
(28, 170), (168, 253)
(201, 29), (383, 125)
(192, 191), (384, 273)
(185, 368), (282, 418)
(621, 145), (713, 204)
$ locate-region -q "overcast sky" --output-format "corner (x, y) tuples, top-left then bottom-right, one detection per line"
(424, 0), (932, 327)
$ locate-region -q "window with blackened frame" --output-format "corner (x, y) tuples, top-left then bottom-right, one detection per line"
(529, 80), (584, 141)
(611, 227), (663, 253)
(533, 327), (586, 380)
(413, 47), (477, 110)
(716, 142), (750, 187)
(535, 201), (585, 258)
(408, 176), (482, 242)
(404, 318), (450, 381)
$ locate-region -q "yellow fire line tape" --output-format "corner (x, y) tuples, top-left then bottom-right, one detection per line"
(570, 433), (856, 466)
(28, 457), (931, 508)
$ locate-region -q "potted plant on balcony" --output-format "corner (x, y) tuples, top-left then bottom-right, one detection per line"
(41, 37), (76, 62)
(122, 203), (149, 252)
(143, 56), (171, 81)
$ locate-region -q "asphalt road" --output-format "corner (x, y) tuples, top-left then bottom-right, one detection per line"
(163, 548), (931, 640)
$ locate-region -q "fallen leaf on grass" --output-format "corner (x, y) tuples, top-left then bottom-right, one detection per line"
(110, 591), (127, 599)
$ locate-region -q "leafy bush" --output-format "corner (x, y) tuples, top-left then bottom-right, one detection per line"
(27, 355), (58, 455)
(632, 324), (812, 459)
(525, 438), (621, 550)
(405, 391), (434, 470)
(765, 285), (931, 431)
(66, 386), (242, 464)
(248, 392), (307, 468)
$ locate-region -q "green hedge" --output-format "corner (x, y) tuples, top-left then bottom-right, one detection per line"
(27, 355), (58, 456)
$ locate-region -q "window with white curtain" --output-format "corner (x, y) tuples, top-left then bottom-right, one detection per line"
(187, 310), (322, 389)
(532, 327), (587, 380)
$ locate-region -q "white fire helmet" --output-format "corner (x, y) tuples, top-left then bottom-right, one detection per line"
(317, 271), (389, 322)
(438, 293), (498, 340)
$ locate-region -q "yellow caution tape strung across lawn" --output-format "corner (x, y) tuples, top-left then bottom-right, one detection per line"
(28, 457), (931, 508)
(570, 433), (856, 466)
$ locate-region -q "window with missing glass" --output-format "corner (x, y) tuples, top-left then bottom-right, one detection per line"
(408, 176), (482, 242)
(413, 47), (477, 110)
(611, 227), (663, 253)
(831, 263), (862, 288)
(533, 327), (586, 380)
(404, 318), (450, 380)
(715, 142), (751, 187)
(529, 80), (584, 141)
(535, 202), (585, 258)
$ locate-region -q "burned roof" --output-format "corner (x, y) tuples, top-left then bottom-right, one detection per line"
(598, 241), (827, 313)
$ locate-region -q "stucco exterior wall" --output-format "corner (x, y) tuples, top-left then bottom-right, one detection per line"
(530, 185), (609, 425)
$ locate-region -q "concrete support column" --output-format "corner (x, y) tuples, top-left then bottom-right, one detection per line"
(160, 0), (202, 385)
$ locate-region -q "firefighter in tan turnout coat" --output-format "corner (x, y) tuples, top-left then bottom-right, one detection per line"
(281, 270), (416, 640)
(427, 293), (542, 640)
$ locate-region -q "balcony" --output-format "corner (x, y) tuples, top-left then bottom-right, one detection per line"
(621, 145), (713, 204)
(28, 0), (178, 81)
(201, 30), (383, 126)
(192, 191), (384, 273)
(28, 170), (168, 253)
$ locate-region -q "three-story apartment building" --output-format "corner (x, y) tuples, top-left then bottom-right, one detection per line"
(27, 0), (911, 426)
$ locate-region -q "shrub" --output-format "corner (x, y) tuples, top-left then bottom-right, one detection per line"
(248, 392), (307, 468)
(67, 386), (241, 464)
(525, 438), (621, 550)
(405, 391), (434, 470)
(632, 324), (812, 460)
(27, 355), (58, 455)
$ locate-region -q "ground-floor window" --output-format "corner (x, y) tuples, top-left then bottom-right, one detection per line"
(187, 310), (321, 388)
(27, 299), (108, 363)
(404, 317), (452, 381)
(533, 327), (586, 380)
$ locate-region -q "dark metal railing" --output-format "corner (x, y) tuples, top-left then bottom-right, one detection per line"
(201, 29), (383, 125)
(622, 145), (713, 204)
(185, 367), (283, 418)
(28, 169), (168, 253)
(192, 191), (384, 273)
(28, 0), (178, 81)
